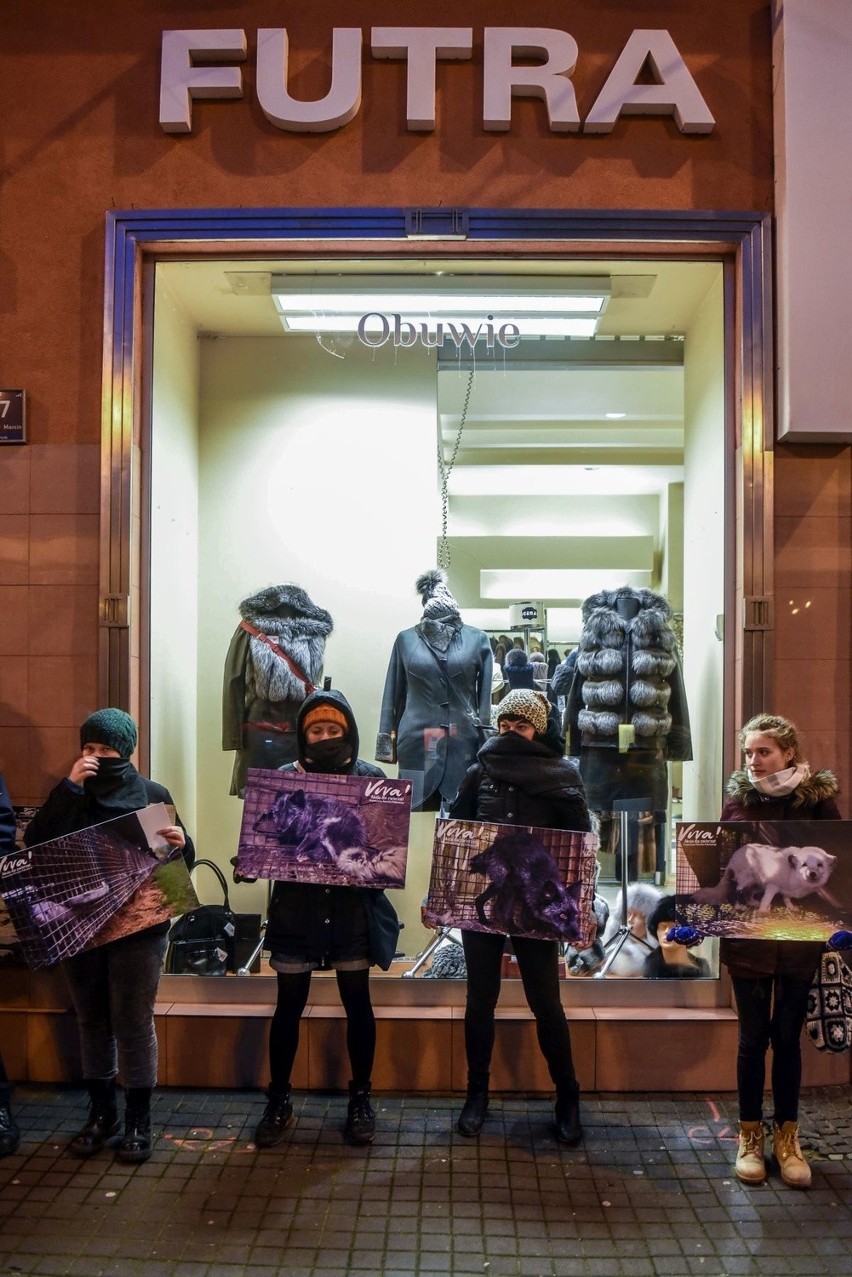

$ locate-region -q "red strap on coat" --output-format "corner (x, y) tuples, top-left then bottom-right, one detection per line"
(239, 620), (317, 695)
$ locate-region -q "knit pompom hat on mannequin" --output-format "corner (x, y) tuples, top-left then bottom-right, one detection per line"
(416, 569), (461, 621)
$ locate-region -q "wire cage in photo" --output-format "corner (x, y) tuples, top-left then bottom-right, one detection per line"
(0, 826), (156, 968)
(237, 768), (413, 889)
(425, 818), (598, 946)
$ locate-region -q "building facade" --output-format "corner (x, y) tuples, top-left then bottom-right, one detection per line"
(0, 0), (849, 1091)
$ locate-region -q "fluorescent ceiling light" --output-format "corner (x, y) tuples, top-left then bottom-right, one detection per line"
(480, 569), (653, 599)
(271, 274), (610, 339)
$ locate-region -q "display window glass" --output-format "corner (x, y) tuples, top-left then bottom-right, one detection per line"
(148, 256), (725, 985)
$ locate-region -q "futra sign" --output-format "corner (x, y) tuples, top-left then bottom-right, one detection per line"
(160, 27), (715, 136)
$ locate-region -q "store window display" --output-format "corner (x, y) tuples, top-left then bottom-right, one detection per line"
(597, 881), (664, 977)
(565, 586), (692, 880)
(642, 896), (711, 979)
(222, 584), (333, 795)
(376, 571), (493, 812)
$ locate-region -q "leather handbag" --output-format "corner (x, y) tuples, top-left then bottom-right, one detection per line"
(165, 859), (262, 976)
(806, 949), (852, 1053)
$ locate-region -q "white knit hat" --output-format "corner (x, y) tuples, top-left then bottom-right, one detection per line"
(415, 569), (460, 621)
(495, 690), (550, 737)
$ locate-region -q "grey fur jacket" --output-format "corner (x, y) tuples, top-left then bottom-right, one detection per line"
(222, 584), (333, 794)
(566, 587), (692, 760)
(376, 624), (493, 810)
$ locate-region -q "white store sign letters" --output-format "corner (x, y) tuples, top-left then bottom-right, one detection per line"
(159, 26), (716, 136)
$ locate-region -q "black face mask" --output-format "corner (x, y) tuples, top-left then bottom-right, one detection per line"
(303, 738), (353, 772)
(81, 756), (148, 818)
(85, 757), (135, 793)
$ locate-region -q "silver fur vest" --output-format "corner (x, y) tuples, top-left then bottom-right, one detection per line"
(566, 588), (692, 759)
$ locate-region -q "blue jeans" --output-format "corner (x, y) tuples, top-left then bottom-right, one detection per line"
(731, 973), (813, 1124)
(62, 931), (168, 1089)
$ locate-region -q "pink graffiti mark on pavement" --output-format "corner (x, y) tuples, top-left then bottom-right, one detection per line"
(687, 1097), (739, 1146)
(161, 1128), (253, 1154)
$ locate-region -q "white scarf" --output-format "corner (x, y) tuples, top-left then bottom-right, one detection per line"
(747, 762), (810, 797)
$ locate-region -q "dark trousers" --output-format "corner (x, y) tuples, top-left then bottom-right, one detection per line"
(0, 1048), (9, 1105)
(62, 931), (168, 1090)
(269, 969), (376, 1092)
(731, 973), (813, 1124)
(461, 929), (576, 1093)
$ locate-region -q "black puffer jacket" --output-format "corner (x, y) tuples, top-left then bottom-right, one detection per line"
(449, 723), (591, 833)
(264, 690), (398, 968)
(719, 768), (842, 980)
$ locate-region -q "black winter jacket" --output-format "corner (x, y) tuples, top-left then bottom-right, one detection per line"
(264, 690), (399, 968)
(449, 727), (591, 833)
(719, 768), (841, 980)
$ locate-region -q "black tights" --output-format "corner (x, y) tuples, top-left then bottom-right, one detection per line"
(461, 930), (577, 1094)
(731, 973), (812, 1124)
(268, 968), (376, 1093)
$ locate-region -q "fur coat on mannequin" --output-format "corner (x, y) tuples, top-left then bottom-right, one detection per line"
(222, 583), (333, 794)
(565, 587), (692, 761)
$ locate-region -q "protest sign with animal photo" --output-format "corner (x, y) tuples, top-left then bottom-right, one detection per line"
(237, 768), (412, 889)
(424, 818), (598, 946)
(0, 804), (198, 969)
(675, 820), (852, 940)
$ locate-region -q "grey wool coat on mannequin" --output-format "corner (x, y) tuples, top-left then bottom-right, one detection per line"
(376, 624), (493, 810)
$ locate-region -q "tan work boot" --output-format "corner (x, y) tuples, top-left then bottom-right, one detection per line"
(734, 1120), (766, 1184)
(772, 1121), (812, 1188)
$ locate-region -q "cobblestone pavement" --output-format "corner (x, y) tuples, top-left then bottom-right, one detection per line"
(1, 1085), (850, 1276)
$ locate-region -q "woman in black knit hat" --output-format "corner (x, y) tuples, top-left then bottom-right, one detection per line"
(23, 709), (194, 1164)
(448, 689), (591, 1146)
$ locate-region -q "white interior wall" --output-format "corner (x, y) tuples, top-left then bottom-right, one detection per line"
(149, 277), (200, 832)
(681, 274), (725, 821)
(194, 336), (439, 936)
(660, 483), (684, 609)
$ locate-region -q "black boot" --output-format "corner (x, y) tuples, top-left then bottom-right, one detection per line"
(70, 1079), (119, 1157)
(254, 1088), (293, 1148)
(457, 1072), (489, 1138)
(0, 1090), (20, 1157)
(345, 1082), (375, 1145)
(117, 1088), (153, 1163)
(554, 1081), (582, 1147)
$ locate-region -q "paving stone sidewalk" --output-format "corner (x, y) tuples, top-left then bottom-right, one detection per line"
(1, 1085), (850, 1277)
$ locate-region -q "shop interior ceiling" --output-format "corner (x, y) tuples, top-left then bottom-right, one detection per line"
(159, 258), (721, 639)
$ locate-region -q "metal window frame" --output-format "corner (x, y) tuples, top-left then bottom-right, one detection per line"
(101, 207), (774, 779)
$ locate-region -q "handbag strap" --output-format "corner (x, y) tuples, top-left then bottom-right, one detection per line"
(240, 619), (317, 695)
(190, 858), (232, 911)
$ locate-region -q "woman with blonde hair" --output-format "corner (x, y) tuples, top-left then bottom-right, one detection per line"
(719, 713), (841, 1189)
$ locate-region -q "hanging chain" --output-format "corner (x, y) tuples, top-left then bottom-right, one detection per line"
(437, 370), (474, 570)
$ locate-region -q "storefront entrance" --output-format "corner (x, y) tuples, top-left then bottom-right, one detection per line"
(100, 207), (774, 1013)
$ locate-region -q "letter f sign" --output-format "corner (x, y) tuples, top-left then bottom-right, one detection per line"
(160, 30), (248, 133)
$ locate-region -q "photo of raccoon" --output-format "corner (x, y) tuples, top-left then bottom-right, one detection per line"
(241, 776), (411, 890)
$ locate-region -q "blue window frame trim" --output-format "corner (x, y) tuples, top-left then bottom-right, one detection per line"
(101, 206), (773, 756)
